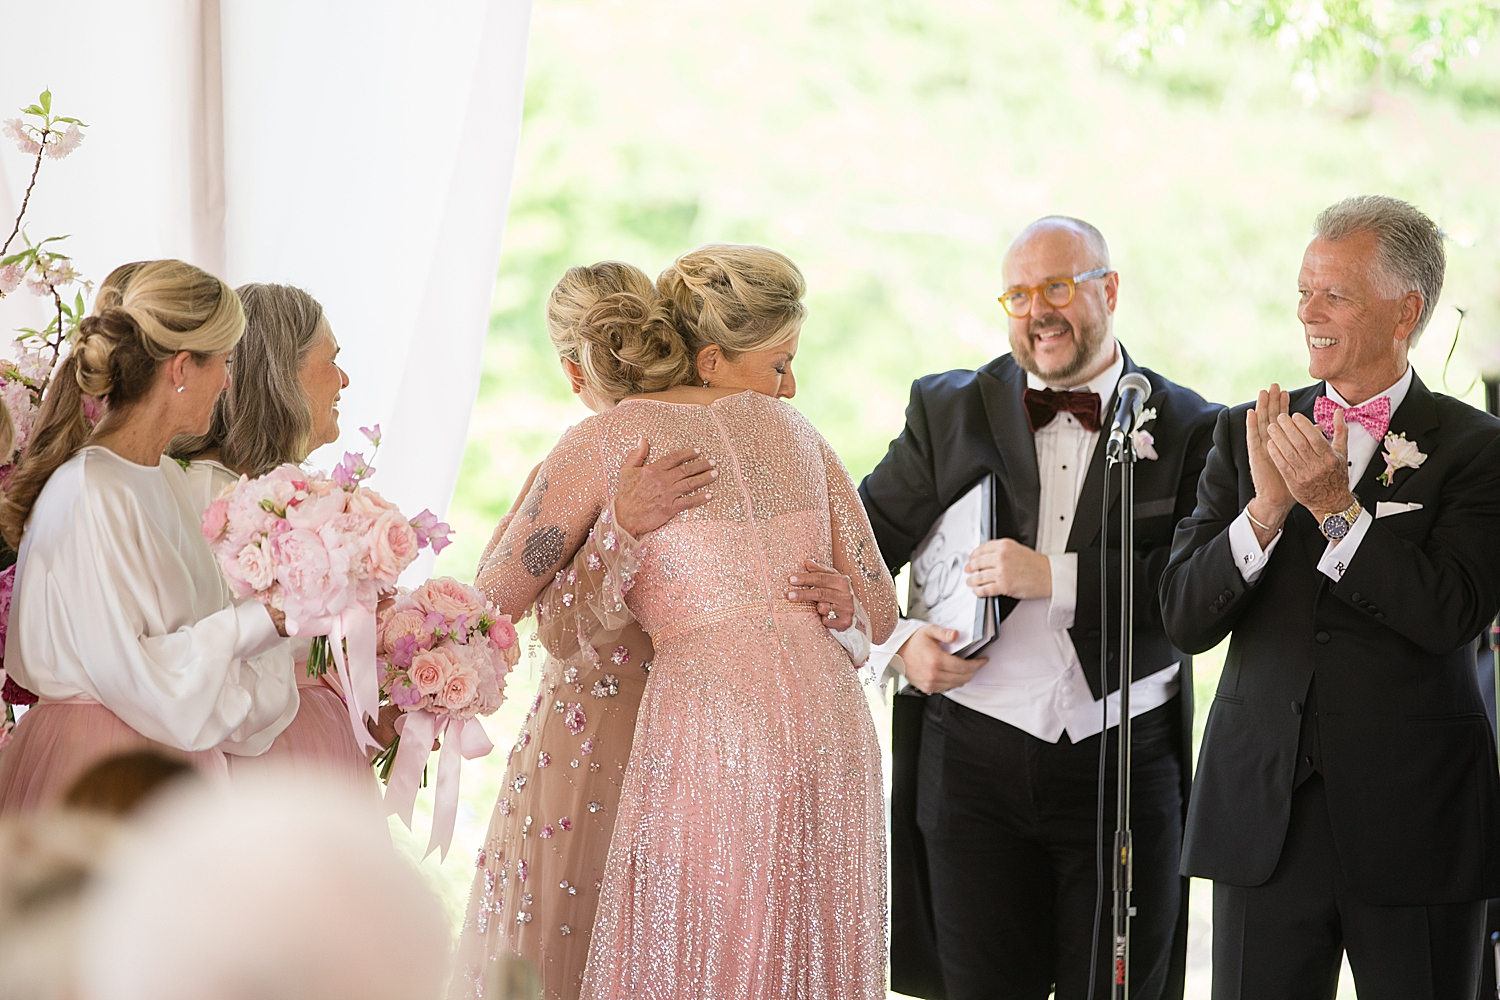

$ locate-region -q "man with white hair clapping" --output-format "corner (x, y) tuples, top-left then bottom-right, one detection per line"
(1162, 195), (1500, 997)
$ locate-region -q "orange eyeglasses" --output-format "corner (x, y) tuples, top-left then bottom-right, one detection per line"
(998, 267), (1113, 318)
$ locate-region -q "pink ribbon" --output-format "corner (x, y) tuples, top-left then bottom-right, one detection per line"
(383, 709), (494, 859)
(287, 605), (382, 753)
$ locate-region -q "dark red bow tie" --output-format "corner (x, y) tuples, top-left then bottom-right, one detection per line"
(1023, 387), (1102, 433)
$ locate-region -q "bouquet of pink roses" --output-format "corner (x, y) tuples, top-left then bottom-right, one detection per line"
(375, 577), (520, 858)
(199, 426), (451, 751)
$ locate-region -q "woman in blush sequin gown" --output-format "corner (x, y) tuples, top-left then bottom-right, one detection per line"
(452, 262), (720, 1000)
(476, 245), (899, 1000)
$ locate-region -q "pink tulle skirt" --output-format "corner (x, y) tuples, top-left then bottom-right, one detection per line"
(228, 679), (373, 790)
(0, 700), (228, 817)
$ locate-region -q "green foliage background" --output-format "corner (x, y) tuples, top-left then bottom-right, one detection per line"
(398, 0), (1500, 993)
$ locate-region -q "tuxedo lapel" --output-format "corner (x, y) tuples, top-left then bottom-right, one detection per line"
(977, 361), (1040, 548)
(1352, 370), (1439, 505)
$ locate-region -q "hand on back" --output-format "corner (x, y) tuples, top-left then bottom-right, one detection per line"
(614, 439), (718, 537)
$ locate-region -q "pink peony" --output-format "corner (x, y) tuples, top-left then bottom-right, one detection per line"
(271, 527), (342, 619)
(411, 577), (487, 623)
(367, 509), (419, 581)
(286, 488), (347, 532)
(201, 498), (230, 543)
(409, 648), (449, 696)
(487, 615), (517, 651)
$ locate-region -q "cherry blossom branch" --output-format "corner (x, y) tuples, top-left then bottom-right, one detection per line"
(0, 135), (46, 259)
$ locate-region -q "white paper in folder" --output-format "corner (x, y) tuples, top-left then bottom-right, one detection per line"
(905, 476), (998, 659)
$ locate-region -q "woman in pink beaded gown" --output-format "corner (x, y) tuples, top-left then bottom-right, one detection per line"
(476, 245), (899, 1000)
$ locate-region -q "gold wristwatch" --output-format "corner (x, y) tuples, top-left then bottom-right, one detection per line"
(1318, 497), (1363, 541)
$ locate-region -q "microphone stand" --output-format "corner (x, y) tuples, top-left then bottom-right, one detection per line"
(1107, 440), (1137, 1000)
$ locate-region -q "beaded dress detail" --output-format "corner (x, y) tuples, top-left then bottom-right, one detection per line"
(474, 391), (899, 1000)
(453, 503), (651, 1000)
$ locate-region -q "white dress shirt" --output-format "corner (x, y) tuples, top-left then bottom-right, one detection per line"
(9, 447), (297, 754)
(1227, 365), (1413, 585)
(873, 346), (1180, 743)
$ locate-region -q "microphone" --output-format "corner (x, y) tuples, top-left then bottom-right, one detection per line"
(1106, 372), (1152, 462)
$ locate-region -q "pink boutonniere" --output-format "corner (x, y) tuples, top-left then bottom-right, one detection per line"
(1131, 407), (1159, 461)
(1377, 432), (1426, 487)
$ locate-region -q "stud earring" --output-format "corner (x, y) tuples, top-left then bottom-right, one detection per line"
(176, 385), (185, 394)
(702, 379), (710, 388)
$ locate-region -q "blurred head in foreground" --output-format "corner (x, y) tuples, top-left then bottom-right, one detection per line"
(78, 771), (449, 1000)
(63, 749), (196, 817)
(0, 810), (115, 1000)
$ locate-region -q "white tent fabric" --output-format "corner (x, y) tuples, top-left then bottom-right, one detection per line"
(0, 1), (532, 574)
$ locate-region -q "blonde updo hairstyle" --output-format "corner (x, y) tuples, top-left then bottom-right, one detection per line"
(0, 259), (244, 547)
(546, 261), (693, 401)
(655, 244), (806, 373)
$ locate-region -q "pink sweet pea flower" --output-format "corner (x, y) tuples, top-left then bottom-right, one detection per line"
(390, 633), (420, 670)
(409, 509), (453, 554)
(360, 424), (381, 446)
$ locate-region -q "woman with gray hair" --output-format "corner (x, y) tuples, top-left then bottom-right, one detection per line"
(172, 284), (367, 783)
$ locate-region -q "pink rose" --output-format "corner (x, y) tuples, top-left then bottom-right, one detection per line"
(368, 509), (420, 581)
(381, 607), (433, 655)
(235, 541), (275, 592)
(409, 649), (448, 695)
(411, 577), (487, 623)
(438, 659), (481, 713)
(487, 615), (517, 651)
(201, 497), (230, 543)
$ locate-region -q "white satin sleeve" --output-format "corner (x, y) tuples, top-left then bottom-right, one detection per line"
(6, 449), (297, 754)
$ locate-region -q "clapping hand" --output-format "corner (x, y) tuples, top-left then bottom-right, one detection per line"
(614, 439), (718, 537)
(787, 559), (855, 628)
(1243, 385), (1296, 545)
(1264, 406), (1355, 523)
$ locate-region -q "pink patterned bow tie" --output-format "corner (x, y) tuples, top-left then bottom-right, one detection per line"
(1313, 394), (1391, 441)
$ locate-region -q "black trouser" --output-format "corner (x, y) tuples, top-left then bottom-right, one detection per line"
(1212, 773), (1486, 1000)
(917, 694), (1184, 1000)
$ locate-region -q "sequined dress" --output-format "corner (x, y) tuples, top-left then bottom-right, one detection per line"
(452, 503), (653, 1000)
(474, 391), (899, 1000)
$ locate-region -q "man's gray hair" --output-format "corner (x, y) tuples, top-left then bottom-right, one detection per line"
(1313, 195), (1445, 346)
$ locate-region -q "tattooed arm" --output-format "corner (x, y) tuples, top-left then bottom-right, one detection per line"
(476, 423), (607, 620)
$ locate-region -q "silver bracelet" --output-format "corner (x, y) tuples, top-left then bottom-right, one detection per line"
(1245, 507), (1276, 533)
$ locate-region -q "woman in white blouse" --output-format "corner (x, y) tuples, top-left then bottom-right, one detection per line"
(0, 259), (296, 814)
(172, 283), (371, 785)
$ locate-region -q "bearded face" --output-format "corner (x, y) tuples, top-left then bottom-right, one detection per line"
(1010, 308), (1110, 387)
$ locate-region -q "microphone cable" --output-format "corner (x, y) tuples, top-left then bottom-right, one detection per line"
(1086, 456), (1115, 1000)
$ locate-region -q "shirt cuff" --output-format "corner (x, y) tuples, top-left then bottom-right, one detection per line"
(1317, 508), (1372, 582)
(1047, 553), (1077, 631)
(1228, 508), (1282, 583)
(234, 600), (284, 659)
(868, 617), (927, 681)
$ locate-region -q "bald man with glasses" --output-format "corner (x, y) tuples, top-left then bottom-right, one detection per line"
(860, 216), (1221, 1000)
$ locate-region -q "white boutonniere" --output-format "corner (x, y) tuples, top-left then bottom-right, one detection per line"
(1131, 406), (1159, 461)
(1377, 431), (1426, 486)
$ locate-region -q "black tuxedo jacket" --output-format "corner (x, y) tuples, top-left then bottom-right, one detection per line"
(1161, 371), (1500, 905)
(859, 346), (1220, 998)
(860, 348), (1221, 695)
